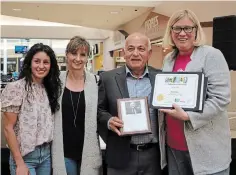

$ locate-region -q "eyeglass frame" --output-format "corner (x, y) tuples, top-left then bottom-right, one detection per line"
(171, 26), (197, 34)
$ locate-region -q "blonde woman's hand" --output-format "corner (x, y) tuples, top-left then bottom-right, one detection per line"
(159, 104), (190, 121)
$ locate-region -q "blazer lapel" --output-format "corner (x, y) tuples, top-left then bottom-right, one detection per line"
(59, 71), (67, 100)
(148, 69), (156, 88)
(115, 67), (129, 98)
(163, 58), (175, 72)
(162, 51), (177, 72)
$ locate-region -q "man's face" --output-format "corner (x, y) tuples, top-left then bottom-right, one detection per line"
(123, 35), (152, 72)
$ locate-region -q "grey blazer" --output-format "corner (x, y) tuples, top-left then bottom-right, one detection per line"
(51, 71), (102, 175)
(163, 45), (231, 175)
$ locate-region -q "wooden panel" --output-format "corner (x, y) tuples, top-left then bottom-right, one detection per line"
(228, 71), (236, 112)
(200, 21), (213, 28)
(148, 45), (163, 69)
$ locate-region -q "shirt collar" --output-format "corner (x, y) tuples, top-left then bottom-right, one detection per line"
(125, 65), (149, 79)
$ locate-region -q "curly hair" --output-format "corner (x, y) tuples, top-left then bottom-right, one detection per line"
(19, 43), (62, 114)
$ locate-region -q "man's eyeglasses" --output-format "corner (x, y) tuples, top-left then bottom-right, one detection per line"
(171, 26), (197, 34)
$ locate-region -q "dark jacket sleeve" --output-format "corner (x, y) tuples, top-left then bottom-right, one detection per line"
(97, 73), (112, 143)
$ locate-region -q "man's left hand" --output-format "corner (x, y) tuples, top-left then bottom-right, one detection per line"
(159, 104), (190, 121)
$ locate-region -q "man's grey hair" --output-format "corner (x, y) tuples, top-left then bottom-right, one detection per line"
(124, 33), (152, 51)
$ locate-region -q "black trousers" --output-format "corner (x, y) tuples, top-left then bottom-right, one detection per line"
(167, 146), (193, 175)
(107, 144), (162, 175)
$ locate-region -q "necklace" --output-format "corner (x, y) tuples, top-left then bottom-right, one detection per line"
(69, 90), (81, 127)
(67, 71), (86, 127)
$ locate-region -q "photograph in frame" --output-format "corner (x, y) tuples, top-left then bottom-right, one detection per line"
(117, 97), (151, 136)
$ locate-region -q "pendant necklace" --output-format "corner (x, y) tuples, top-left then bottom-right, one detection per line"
(70, 91), (81, 127)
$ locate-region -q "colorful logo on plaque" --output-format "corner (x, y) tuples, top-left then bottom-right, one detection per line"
(174, 98), (180, 102)
(165, 76), (188, 84)
(157, 94), (164, 101)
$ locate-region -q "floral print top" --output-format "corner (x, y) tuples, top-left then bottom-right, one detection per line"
(1, 78), (54, 156)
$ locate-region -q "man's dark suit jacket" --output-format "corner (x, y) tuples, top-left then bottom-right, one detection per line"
(97, 66), (161, 169)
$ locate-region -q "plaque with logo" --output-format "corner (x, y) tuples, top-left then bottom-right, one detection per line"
(151, 72), (208, 112)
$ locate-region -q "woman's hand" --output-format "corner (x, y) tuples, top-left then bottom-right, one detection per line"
(16, 163), (29, 175)
(159, 104), (190, 121)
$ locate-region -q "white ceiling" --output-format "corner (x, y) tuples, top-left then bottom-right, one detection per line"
(1, 1), (153, 30)
(5, 1), (160, 7)
(1, 15), (78, 26)
(153, 1), (236, 22)
(1, 1), (236, 31)
(1, 15), (112, 40)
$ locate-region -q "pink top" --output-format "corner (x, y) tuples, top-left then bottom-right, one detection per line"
(1, 78), (54, 156)
(166, 53), (191, 151)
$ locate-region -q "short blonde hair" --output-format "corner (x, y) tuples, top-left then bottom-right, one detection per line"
(162, 9), (206, 49)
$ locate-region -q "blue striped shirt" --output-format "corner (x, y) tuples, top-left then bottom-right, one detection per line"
(126, 66), (158, 144)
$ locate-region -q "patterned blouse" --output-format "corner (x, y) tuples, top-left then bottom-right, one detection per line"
(1, 78), (54, 156)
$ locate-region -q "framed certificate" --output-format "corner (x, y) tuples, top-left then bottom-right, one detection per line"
(151, 72), (208, 112)
(117, 97), (152, 136)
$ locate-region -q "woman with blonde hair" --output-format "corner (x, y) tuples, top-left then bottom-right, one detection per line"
(51, 36), (102, 175)
(160, 9), (231, 175)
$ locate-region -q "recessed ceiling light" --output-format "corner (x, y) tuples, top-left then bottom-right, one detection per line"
(12, 8), (22, 11)
(110, 11), (119, 15)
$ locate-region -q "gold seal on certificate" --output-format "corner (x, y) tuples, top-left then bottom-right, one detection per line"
(117, 97), (151, 136)
(152, 72), (208, 112)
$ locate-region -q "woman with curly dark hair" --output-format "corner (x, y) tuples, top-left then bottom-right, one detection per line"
(1, 43), (62, 175)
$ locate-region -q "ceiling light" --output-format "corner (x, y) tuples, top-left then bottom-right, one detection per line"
(110, 11), (119, 15)
(12, 8), (22, 11)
